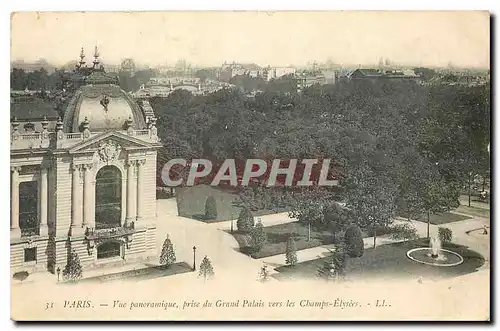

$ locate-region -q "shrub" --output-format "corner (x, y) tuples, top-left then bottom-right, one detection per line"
(390, 223), (419, 243)
(344, 225), (364, 258)
(198, 255), (215, 281)
(438, 227), (453, 243)
(159, 235), (176, 267)
(204, 196), (218, 220)
(237, 207), (255, 233)
(285, 236), (298, 267)
(63, 249), (83, 282)
(13, 271), (29, 282)
(250, 219), (267, 253)
(317, 243), (347, 280)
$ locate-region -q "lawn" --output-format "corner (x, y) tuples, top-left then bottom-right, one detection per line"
(176, 185), (241, 222)
(273, 238), (485, 282)
(403, 212), (471, 225)
(231, 221), (395, 259)
(232, 221), (334, 259)
(176, 185), (290, 222)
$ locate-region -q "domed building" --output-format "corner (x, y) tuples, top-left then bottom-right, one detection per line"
(10, 48), (161, 277)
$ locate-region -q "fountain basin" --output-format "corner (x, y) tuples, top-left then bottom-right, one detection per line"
(406, 248), (464, 267)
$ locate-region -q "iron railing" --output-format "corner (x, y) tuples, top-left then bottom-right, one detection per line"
(20, 227), (40, 237)
(85, 222), (135, 241)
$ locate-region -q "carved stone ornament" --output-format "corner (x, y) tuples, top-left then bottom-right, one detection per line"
(97, 140), (122, 164)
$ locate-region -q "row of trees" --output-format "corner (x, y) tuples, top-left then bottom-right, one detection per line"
(11, 68), (63, 91)
(10, 67), (158, 93)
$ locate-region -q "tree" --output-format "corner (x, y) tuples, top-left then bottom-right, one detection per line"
(237, 207), (255, 233)
(422, 179), (460, 238)
(420, 84), (490, 208)
(390, 222), (419, 243)
(288, 188), (345, 242)
(438, 227), (453, 244)
(285, 235), (298, 267)
(11, 68), (27, 90)
(195, 69), (210, 83)
(204, 196), (218, 220)
(198, 256), (215, 281)
(159, 236), (176, 267)
(250, 219), (267, 253)
(317, 243), (348, 281)
(63, 249), (83, 281)
(344, 225), (364, 258)
(344, 165), (398, 249)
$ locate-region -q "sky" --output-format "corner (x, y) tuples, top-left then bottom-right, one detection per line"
(10, 11), (490, 68)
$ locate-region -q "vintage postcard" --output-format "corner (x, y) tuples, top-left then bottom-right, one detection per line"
(9, 11), (490, 321)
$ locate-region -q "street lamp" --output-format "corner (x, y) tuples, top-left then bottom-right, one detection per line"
(56, 266), (61, 282)
(192, 246), (197, 271)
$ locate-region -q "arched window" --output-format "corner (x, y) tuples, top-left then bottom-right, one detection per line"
(97, 241), (121, 259)
(19, 181), (39, 236)
(95, 166), (121, 229)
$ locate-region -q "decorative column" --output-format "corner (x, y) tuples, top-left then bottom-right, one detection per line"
(126, 160), (136, 227)
(40, 166), (48, 236)
(11, 166), (21, 238)
(82, 164), (93, 229)
(136, 159), (146, 223)
(71, 164), (82, 234)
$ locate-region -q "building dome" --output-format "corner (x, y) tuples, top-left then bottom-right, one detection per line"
(63, 84), (147, 133)
(62, 47), (147, 133)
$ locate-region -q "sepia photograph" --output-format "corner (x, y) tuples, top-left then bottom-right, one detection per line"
(8, 10), (491, 321)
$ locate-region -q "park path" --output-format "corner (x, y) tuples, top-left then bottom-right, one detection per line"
(207, 212), (297, 231)
(12, 199), (489, 290)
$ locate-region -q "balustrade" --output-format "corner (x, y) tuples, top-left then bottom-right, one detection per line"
(11, 128), (156, 150)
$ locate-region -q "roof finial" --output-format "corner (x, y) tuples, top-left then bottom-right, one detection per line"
(93, 45), (100, 68)
(78, 47), (86, 68)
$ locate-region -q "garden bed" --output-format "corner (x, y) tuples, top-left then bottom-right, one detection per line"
(273, 238), (485, 281)
(231, 221), (396, 259)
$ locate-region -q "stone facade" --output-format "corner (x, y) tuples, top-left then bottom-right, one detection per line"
(11, 120), (161, 276)
(10, 54), (162, 278)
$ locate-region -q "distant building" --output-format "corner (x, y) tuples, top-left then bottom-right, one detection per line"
(11, 59), (57, 74)
(133, 77), (232, 98)
(219, 62), (263, 82)
(266, 67), (296, 81)
(121, 58), (136, 77)
(348, 69), (421, 83)
(322, 70), (337, 85)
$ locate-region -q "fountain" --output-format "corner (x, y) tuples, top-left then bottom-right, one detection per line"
(427, 236), (446, 260)
(406, 236), (464, 267)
